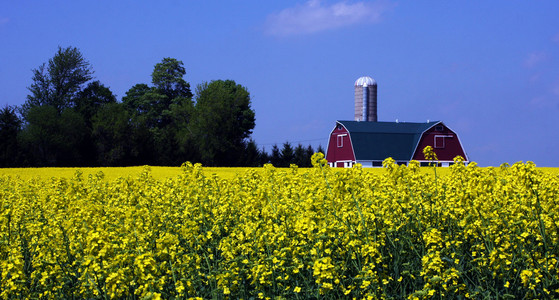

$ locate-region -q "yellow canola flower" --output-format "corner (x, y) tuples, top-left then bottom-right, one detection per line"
(0, 160), (558, 299)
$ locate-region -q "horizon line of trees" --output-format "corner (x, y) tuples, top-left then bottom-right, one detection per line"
(0, 46), (324, 168)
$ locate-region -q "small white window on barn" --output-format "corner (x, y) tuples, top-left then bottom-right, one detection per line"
(434, 135), (445, 148)
(337, 134), (347, 147)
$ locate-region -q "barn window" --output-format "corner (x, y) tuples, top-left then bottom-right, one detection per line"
(436, 125), (444, 131)
(337, 134), (347, 147)
(434, 135), (445, 148)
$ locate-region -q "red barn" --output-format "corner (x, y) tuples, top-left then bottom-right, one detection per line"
(326, 120), (468, 167)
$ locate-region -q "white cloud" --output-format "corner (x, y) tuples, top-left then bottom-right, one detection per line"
(523, 51), (548, 68)
(264, 0), (394, 37)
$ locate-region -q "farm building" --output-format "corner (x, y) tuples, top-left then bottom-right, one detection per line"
(326, 76), (468, 167)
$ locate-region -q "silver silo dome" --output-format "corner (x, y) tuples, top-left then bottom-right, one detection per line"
(354, 76), (377, 122)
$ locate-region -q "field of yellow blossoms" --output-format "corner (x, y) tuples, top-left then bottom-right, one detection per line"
(1, 153), (558, 299)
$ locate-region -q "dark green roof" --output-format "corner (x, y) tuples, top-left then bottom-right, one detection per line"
(338, 120), (439, 161)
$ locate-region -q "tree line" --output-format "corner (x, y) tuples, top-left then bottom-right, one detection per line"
(0, 46), (322, 167)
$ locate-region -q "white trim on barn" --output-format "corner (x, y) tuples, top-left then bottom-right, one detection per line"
(330, 160), (355, 168)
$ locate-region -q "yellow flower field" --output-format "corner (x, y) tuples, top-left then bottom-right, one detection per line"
(1, 155), (558, 299)
(2, 165), (556, 182)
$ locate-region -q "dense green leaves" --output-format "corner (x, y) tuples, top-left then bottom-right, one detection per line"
(0, 106), (22, 167)
(92, 103), (133, 166)
(152, 57), (193, 100)
(3, 47), (321, 167)
(74, 81), (117, 124)
(19, 106), (87, 166)
(191, 80), (256, 166)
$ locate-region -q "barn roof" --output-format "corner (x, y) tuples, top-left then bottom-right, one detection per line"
(337, 120), (440, 161)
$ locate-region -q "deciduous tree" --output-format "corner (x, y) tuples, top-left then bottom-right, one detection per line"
(152, 57), (193, 100)
(191, 80), (255, 166)
(23, 46), (93, 116)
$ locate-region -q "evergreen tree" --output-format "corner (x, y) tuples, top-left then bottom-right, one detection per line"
(280, 142), (295, 167)
(317, 145), (325, 155)
(238, 139), (261, 167)
(305, 145), (315, 167)
(293, 143), (307, 167)
(270, 144), (281, 167)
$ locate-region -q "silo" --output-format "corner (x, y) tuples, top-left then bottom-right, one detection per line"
(354, 76), (377, 121)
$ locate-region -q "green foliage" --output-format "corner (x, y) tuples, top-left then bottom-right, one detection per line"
(279, 142), (294, 167)
(294, 143), (314, 167)
(122, 83), (169, 129)
(74, 80), (117, 125)
(191, 80), (255, 166)
(151, 57), (193, 100)
(270, 144), (281, 166)
(18, 46), (123, 166)
(165, 99), (197, 165)
(23, 46), (93, 116)
(19, 106), (87, 166)
(265, 143), (317, 167)
(122, 57), (198, 165)
(17, 48), (264, 167)
(91, 103), (132, 166)
(0, 106), (22, 167)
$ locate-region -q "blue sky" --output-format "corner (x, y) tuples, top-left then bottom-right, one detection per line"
(1, 1), (558, 166)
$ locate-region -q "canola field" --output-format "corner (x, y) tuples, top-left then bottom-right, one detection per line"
(0, 154), (558, 299)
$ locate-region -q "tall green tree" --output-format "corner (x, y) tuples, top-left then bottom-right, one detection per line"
(280, 142), (295, 167)
(152, 57), (193, 100)
(305, 145), (315, 167)
(293, 143), (307, 167)
(237, 139), (261, 167)
(124, 58), (193, 129)
(23, 46), (93, 116)
(0, 106), (22, 167)
(122, 58), (195, 165)
(270, 144), (281, 167)
(191, 80), (255, 166)
(20, 46), (95, 166)
(259, 147), (270, 166)
(73, 81), (118, 165)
